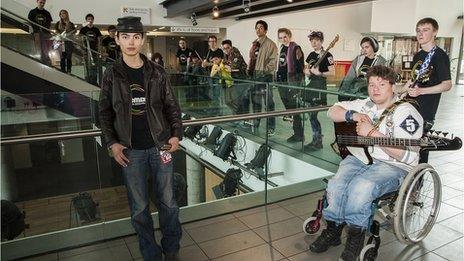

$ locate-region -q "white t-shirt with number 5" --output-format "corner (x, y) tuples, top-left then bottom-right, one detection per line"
(332, 97), (424, 171)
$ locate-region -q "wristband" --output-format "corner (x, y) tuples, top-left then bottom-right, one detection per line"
(345, 110), (355, 122)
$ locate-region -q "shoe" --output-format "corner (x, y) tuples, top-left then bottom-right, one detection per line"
(287, 135), (304, 143)
(304, 136), (323, 151)
(267, 129), (275, 136)
(339, 226), (366, 261)
(309, 220), (344, 253)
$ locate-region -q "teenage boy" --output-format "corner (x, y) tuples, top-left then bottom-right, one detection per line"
(222, 39), (248, 114)
(28, 0), (52, 64)
(79, 13), (103, 85)
(102, 25), (120, 62)
(406, 17), (452, 163)
(309, 65), (423, 261)
(247, 20), (278, 136)
(99, 16), (183, 261)
(303, 31), (335, 151)
(276, 28), (305, 142)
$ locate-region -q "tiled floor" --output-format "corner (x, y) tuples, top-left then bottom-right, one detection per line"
(20, 86), (463, 260)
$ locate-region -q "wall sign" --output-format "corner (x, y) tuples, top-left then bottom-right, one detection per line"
(121, 6), (151, 24)
(170, 26), (220, 34)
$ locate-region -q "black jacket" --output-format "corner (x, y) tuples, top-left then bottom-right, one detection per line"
(99, 55), (183, 149)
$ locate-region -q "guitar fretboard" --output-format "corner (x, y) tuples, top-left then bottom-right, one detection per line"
(337, 135), (422, 147)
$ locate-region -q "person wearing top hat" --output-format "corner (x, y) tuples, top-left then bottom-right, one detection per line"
(99, 16), (183, 261)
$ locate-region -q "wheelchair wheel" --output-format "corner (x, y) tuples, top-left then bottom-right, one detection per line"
(393, 163), (441, 244)
(303, 216), (320, 235)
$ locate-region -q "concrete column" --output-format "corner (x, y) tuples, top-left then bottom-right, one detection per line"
(186, 155), (204, 205)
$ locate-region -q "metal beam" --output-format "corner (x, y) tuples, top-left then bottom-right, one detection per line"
(235, 0), (369, 20)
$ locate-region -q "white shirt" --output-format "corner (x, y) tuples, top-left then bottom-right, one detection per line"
(333, 97), (424, 171)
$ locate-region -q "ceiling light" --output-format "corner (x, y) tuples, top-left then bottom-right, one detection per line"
(212, 6), (219, 18)
(243, 0), (251, 13)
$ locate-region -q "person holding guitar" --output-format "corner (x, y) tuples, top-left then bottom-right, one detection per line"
(303, 31), (335, 151)
(405, 17), (452, 163)
(339, 36), (387, 101)
(309, 65), (423, 261)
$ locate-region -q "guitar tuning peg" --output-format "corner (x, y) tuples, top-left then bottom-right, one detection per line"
(428, 129), (434, 134)
(442, 132), (449, 137)
(435, 131), (442, 135)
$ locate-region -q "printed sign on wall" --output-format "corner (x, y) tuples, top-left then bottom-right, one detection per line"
(170, 27), (220, 34)
(121, 6), (151, 24)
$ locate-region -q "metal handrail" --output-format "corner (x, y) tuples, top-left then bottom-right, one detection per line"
(1, 106), (330, 145)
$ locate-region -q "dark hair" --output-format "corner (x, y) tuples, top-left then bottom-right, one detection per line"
(151, 52), (163, 61)
(416, 17), (439, 31)
(366, 65), (396, 85)
(255, 20), (268, 31)
(360, 36), (379, 52)
(277, 28), (292, 37)
(308, 31), (324, 42)
(211, 52), (223, 59)
(108, 25), (116, 31)
(85, 13), (94, 20)
(221, 39), (232, 46)
(208, 35), (217, 41)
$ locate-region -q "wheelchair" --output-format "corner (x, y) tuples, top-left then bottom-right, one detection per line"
(302, 163), (442, 260)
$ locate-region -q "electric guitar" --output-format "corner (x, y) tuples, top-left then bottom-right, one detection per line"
(333, 122), (462, 164)
(308, 34), (339, 70)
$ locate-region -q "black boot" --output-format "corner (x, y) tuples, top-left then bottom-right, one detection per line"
(304, 135), (323, 151)
(309, 220), (344, 253)
(339, 226), (366, 261)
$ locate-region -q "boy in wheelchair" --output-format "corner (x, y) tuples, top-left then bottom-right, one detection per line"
(309, 65), (423, 261)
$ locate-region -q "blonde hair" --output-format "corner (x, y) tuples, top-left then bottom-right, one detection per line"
(277, 28), (292, 38)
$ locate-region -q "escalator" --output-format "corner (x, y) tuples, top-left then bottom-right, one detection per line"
(1, 7), (109, 119)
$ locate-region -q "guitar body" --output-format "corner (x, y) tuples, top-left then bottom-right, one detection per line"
(334, 122), (373, 164)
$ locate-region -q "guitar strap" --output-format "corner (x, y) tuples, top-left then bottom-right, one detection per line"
(372, 98), (417, 129)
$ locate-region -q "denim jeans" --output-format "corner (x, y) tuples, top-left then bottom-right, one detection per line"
(122, 147), (182, 261)
(323, 155), (407, 229)
(309, 111), (321, 140)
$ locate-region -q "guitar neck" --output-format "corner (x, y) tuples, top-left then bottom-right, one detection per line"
(311, 49), (331, 68)
(337, 135), (422, 147)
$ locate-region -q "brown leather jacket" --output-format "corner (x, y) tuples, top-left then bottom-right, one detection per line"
(99, 54), (183, 148)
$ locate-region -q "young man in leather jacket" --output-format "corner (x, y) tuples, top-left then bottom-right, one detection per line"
(99, 16), (183, 261)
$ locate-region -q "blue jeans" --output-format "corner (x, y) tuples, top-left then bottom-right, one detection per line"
(323, 155), (407, 229)
(122, 148), (182, 261)
(309, 111), (321, 140)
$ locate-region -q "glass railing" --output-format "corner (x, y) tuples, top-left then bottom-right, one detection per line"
(1, 91), (100, 138)
(1, 7), (113, 86)
(1, 56), (365, 259)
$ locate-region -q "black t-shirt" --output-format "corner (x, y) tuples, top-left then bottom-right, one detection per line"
(79, 26), (102, 51)
(305, 50), (334, 73)
(28, 8), (52, 33)
(176, 48), (193, 66)
(277, 45), (289, 76)
(206, 48), (224, 63)
(102, 36), (119, 60)
(123, 62), (156, 149)
(358, 57), (375, 78)
(411, 47), (451, 122)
